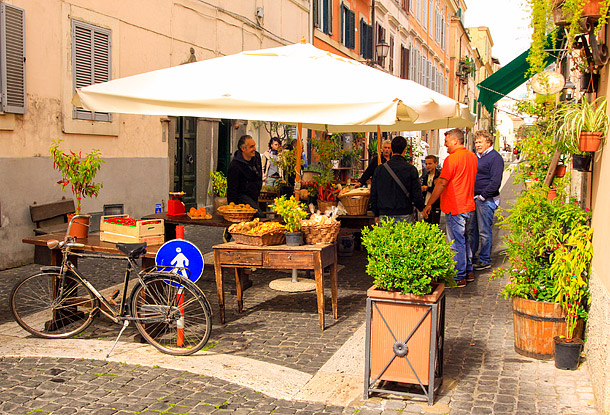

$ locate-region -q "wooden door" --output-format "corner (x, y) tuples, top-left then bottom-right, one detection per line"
(173, 117), (197, 210)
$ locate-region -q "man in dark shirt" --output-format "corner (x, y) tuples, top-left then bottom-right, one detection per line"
(227, 134), (264, 217)
(468, 130), (504, 272)
(358, 139), (392, 186)
(371, 136), (425, 223)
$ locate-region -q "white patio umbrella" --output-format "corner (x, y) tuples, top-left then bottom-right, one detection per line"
(72, 42), (474, 132)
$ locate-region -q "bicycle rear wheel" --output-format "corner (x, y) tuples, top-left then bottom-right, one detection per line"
(10, 271), (98, 338)
(129, 274), (212, 356)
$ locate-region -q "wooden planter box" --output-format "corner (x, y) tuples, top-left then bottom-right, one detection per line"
(364, 284), (445, 405)
(100, 214), (165, 244)
(512, 297), (583, 359)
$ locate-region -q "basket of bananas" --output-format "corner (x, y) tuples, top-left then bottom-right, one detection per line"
(228, 219), (286, 246)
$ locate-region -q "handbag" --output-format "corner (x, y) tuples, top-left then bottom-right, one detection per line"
(383, 163), (417, 221)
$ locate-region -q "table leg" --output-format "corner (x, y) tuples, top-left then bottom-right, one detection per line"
(165, 223), (177, 241)
(330, 262), (338, 320)
(213, 250), (225, 324)
(314, 254), (325, 331)
(234, 267), (244, 313)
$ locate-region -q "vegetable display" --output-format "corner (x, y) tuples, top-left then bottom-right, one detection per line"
(103, 217), (158, 227)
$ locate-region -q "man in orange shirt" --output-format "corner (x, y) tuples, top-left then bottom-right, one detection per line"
(423, 128), (478, 287)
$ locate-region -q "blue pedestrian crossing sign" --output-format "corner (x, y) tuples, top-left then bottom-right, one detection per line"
(155, 239), (204, 283)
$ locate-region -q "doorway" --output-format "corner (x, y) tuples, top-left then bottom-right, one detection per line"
(173, 117), (197, 210)
(216, 119), (232, 175)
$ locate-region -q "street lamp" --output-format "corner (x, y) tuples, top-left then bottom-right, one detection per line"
(563, 79), (576, 101)
(376, 41), (390, 61)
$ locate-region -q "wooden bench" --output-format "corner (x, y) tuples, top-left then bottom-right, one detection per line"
(29, 198), (75, 264)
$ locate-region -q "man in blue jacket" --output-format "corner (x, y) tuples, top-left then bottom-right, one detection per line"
(469, 130), (504, 275)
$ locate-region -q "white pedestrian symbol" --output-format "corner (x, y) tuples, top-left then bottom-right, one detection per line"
(170, 247), (189, 278)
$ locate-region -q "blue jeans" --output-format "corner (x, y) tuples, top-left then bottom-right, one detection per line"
(445, 211), (474, 281)
(469, 198), (498, 265)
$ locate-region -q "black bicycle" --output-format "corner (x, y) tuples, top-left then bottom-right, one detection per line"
(10, 215), (212, 356)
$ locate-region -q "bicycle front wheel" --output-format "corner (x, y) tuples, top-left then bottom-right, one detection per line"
(129, 274), (212, 356)
(10, 271), (98, 338)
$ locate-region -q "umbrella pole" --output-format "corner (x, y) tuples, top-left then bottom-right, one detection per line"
(377, 125), (382, 165)
(295, 123), (303, 201)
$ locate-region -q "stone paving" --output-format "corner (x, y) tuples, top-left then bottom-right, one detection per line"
(0, 176), (603, 414)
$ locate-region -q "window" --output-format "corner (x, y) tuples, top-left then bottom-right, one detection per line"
(401, 0), (409, 12)
(360, 19), (373, 60)
(400, 45), (409, 79)
(313, 0), (333, 35)
(72, 20), (111, 121)
(341, 4), (355, 49)
(423, 0), (427, 31)
(0, 3), (26, 114)
(429, 1), (434, 33)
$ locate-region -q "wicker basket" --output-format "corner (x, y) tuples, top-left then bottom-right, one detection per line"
(219, 210), (256, 223)
(301, 221), (341, 244)
(317, 199), (338, 214)
(231, 231), (286, 246)
(339, 194), (370, 215)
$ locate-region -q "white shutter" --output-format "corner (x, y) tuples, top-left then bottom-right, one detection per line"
(72, 20), (111, 121)
(0, 3), (26, 114)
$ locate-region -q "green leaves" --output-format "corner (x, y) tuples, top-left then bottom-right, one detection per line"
(209, 171), (227, 197)
(361, 220), (456, 295)
(49, 139), (103, 213)
(271, 195), (309, 232)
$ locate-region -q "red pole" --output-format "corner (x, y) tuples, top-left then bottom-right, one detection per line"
(175, 224), (185, 347)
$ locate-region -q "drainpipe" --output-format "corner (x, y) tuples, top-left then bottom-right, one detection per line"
(372, 0), (376, 64)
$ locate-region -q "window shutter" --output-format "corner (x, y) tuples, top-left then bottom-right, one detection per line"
(328, 0), (333, 35)
(72, 20), (111, 122)
(313, 0), (320, 29)
(0, 3), (26, 114)
(366, 23), (373, 59)
(348, 9), (355, 49)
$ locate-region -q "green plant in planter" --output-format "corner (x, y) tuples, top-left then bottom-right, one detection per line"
(361, 219), (456, 295)
(549, 223), (593, 340)
(208, 171), (227, 197)
(49, 139), (104, 214)
(555, 96), (609, 153)
(271, 195), (309, 232)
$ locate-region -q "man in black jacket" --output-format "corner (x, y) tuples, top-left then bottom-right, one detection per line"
(227, 134), (264, 217)
(371, 136), (425, 223)
(358, 139), (392, 186)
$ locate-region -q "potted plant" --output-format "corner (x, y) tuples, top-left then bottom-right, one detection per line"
(49, 139), (103, 239)
(549, 223), (593, 370)
(271, 195), (309, 246)
(209, 171), (227, 213)
(492, 187), (590, 358)
(556, 96), (609, 153)
(361, 219), (455, 403)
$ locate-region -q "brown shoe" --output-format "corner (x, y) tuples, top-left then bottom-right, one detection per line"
(456, 279), (467, 287)
(466, 272), (475, 282)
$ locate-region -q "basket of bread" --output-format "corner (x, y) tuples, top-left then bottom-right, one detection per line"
(217, 202), (257, 222)
(228, 218), (286, 246)
(338, 186), (370, 216)
(187, 206), (212, 220)
(300, 205), (341, 244)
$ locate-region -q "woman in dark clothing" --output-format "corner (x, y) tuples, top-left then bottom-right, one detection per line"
(420, 154), (441, 225)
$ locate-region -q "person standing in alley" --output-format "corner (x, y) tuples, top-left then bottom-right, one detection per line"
(358, 139), (392, 186)
(420, 155), (441, 225)
(469, 130), (504, 273)
(227, 134), (264, 217)
(422, 129), (478, 287)
(371, 136), (425, 223)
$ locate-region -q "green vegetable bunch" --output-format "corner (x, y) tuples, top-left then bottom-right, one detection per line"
(271, 195), (309, 233)
(208, 171), (227, 197)
(361, 219), (456, 295)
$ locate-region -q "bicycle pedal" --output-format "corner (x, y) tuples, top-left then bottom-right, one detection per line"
(111, 290), (120, 300)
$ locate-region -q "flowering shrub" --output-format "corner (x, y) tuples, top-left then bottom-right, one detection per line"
(208, 171), (227, 197)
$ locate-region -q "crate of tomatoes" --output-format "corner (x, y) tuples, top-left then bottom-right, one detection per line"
(100, 214), (165, 245)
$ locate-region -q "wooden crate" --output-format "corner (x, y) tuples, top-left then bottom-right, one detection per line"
(100, 215), (164, 244)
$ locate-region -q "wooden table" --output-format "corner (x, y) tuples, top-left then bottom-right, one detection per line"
(22, 233), (161, 267)
(142, 212), (232, 240)
(213, 242), (338, 330)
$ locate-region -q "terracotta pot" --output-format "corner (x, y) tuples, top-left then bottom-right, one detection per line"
(67, 213), (89, 240)
(547, 188), (557, 201)
(366, 284), (444, 385)
(554, 164), (566, 178)
(578, 131), (603, 152)
(582, 0), (603, 17)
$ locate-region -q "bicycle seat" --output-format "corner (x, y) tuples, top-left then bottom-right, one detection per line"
(116, 242), (147, 259)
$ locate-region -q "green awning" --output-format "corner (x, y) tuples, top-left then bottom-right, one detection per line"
(477, 33), (564, 114)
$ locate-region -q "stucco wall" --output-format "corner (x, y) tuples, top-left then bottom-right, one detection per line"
(0, 157), (167, 269)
